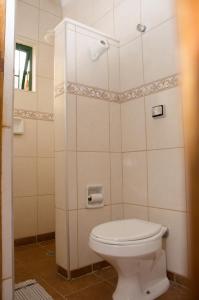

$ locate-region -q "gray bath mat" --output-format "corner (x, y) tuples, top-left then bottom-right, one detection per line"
(15, 280), (53, 300)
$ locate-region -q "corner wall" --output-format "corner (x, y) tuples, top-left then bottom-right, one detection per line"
(13, 0), (62, 242)
(62, 0), (188, 278)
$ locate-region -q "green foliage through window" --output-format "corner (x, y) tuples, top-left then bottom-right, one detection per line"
(14, 43), (33, 91)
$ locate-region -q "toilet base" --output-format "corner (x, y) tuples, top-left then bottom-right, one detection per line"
(111, 250), (169, 300)
(113, 277), (169, 300)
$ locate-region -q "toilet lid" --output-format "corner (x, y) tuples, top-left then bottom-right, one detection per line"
(91, 219), (162, 243)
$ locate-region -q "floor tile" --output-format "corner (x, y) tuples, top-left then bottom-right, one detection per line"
(15, 241), (189, 300)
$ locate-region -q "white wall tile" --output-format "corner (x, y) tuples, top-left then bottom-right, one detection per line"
(67, 152), (78, 210)
(38, 195), (55, 234)
(115, 0), (140, 44)
(55, 151), (67, 210)
(148, 148), (186, 211)
(54, 94), (67, 151)
(2, 278), (13, 300)
(76, 33), (109, 89)
(111, 153), (122, 204)
(142, 0), (175, 31)
(145, 87), (184, 150)
(123, 151), (148, 205)
(67, 29), (76, 82)
(22, 0), (39, 7)
(37, 77), (54, 113)
(77, 152), (111, 209)
(38, 43), (54, 78)
(111, 204), (123, 220)
(108, 46), (120, 92)
(69, 210), (78, 270)
(40, 0), (62, 17)
(14, 90), (37, 111)
(37, 121), (54, 157)
(94, 10), (115, 37)
(77, 97), (109, 152)
(39, 10), (60, 45)
(38, 157), (54, 195)
(93, 0), (113, 22)
(121, 98), (146, 152)
(149, 208), (188, 276)
(13, 119), (37, 157)
(120, 38), (143, 91)
(13, 157), (37, 197)
(143, 19), (178, 83)
(54, 27), (65, 86)
(78, 206), (111, 267)
(14, 196), (37, 238)
(55, 209), (68, 269)
(67, 95), (77, 151)
(16, 1), (39, 41)
(110, 102), (122, 152)
(124, 204), (148, 220)
(2, 128), (13, 280)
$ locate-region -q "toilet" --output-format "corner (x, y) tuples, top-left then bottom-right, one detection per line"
(89, 219), (170, 300)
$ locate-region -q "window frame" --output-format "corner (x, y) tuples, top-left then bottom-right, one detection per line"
(15, 43), (33, 91)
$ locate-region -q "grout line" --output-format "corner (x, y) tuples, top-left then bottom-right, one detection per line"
(124, 202), (188, 214)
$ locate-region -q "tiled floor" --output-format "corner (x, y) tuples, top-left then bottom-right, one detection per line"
(15, 240), (189, 300)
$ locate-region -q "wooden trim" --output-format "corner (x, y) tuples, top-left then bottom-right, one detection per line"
(0, 0), (6, 296)
(176, 0), (199, 298)
(14, 232), (55, 247)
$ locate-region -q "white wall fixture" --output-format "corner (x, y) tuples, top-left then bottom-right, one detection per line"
(13, 117), (24, 135)
(87, 185), (104, 208)
(89, 39), (109, 61)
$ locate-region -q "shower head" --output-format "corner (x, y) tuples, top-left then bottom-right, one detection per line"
(136, 24), (147, 33)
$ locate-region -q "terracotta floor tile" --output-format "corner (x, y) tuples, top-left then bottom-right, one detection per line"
(41, 271), (101, 297)
(157, 284), (189, 300)
(94, 266), (117, 281)
(67, 282), (114, 300)
(15, 242), (189, 300)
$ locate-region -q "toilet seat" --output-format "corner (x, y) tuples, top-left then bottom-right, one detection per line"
(90, 219), (165, 246)
(89, 219), (167, 258)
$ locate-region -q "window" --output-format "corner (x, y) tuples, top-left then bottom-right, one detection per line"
(14, 43), (33, 91)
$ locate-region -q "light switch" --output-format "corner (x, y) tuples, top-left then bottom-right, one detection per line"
(152, 105), (165, 118)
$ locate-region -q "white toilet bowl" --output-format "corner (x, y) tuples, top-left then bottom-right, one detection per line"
(89, 219), (169, 300)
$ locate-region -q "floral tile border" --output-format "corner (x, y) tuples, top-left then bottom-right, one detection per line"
(55, 74), (179, 103)
(119, 74), (179, 103)
(14, 109), (54, 121)
(67, 82), (120, 102)
(55, 82), (119, 102)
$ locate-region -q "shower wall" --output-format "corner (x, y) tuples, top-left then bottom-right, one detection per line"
(61, 0), (188, 278)
(54, 20), (122, 272)
(13, 0), (62, 241)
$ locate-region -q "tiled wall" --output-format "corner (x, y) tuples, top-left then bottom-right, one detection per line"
(2, 0), (16, 298)
(54, 21), (122, 272)
(13, 0), (62, 240)
(62, 0), (188, 278)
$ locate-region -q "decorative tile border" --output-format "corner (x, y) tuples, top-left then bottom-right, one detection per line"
(67, 82), (120, 102)
(54, 74), (179, 103)
(119, 74), (179, 103)
(14, 109), (54, 121)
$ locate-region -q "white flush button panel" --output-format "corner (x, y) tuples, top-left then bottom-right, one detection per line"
(152, 105), (165, 118)
(13, 117), (24, 135)
(87, 185), (104, 208)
